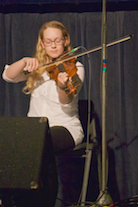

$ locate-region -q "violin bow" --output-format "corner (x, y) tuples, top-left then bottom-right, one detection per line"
(39, 34), (132, 71)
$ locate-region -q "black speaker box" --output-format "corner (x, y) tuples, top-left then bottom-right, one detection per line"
(0, 117), (57, 207)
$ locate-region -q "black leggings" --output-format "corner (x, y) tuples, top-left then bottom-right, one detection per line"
(50, 126), (75, 155)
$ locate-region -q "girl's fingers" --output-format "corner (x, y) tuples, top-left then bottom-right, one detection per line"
(26, 58), (39, 72)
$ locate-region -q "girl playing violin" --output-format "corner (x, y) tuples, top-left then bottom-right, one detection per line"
(2, 20), (85, 154)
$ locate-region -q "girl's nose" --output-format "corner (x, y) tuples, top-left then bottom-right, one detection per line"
(51, 41), (56, 47)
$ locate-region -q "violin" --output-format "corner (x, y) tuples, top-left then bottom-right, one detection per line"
(41, 55), (82, 94)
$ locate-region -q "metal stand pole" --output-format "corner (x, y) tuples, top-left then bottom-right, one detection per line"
(96, 0), (113, 205)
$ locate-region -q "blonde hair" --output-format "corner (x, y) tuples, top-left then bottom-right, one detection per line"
(23, 20), (71, 94)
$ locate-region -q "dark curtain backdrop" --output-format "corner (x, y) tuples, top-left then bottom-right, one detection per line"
(0, 10), (138, 201)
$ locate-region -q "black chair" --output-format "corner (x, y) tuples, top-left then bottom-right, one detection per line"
(55, 100), (101, 207)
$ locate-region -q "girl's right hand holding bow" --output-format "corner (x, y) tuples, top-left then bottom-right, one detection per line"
(4, 57), (39, 82)
(23, 57), (39, 73)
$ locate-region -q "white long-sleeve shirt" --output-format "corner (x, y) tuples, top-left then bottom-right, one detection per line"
(3, 61), (85, 145)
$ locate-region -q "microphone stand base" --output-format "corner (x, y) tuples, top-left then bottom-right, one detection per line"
(95, 189), (113, 206)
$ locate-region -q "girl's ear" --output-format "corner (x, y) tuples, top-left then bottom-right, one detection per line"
(64, 37), (68, 47)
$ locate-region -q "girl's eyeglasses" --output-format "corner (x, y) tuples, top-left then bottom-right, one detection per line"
(43, 38), (64, 47)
